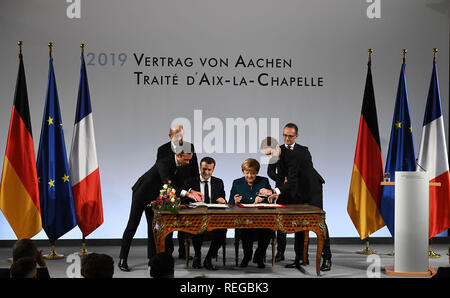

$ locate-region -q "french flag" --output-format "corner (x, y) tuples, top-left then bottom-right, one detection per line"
(69, 54), (103, 237)
(417, 59), (450, 238)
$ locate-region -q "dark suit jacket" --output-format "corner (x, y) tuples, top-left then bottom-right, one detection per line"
(276, 144), (325, 208)
(184, 175), (226, 204)
(131, 155), (187, 206)
(156, 141), (199, 181)
(268, 144), (292, 204)
(229, 176), (271, 204)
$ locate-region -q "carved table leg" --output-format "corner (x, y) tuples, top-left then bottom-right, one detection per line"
(153, 213), (167, 254)
(315, 231), (324, 276)
(303, 231), (309, 264)
(314, 214), (327, 276)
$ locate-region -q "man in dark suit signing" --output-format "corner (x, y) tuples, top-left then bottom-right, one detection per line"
(262, 123), (332, 271)
(184, 157), (227, 270)
(157, 124), (199, 180)
(157, 124), (199, 260)
(118, 144), (203, 272)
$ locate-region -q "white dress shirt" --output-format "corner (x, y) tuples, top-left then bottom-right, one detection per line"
(200, 176), (212, 201)
(174, 155), (188, 197)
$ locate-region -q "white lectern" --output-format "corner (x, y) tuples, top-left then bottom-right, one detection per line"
(383, 171), (436, 277)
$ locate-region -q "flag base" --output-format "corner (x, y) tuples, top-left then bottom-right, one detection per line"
(428, 249), (441, 259)
(76, 242), (89, 257)
(44, 245), (64, 260)
(44, 252), (64, 260)
(356, 247), (377, 255)
(385, 265), (436, 277)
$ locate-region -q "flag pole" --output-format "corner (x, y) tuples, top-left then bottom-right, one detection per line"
(429, 238), (441, 258)
(8, 40), (24, 264)
(43, 42), (64, 261)
(386, 50), (408, 259)
(426, 48), (442, 259)
(8, 41), (25, 265)
(74, 43), (90, 258)
(18, 40), (23, 55)
(77, 235), (89, 256)
(355, 49), (378, 256)
(48, 42), (53, 58)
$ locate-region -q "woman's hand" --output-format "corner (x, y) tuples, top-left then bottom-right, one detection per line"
(254, 196), (265, 204)
(234, 194), (242, 204)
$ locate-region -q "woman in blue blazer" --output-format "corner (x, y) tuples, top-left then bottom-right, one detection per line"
(229, 158), (272, 268)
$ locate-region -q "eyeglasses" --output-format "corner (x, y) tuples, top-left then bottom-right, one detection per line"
(283, 134), (297, 138)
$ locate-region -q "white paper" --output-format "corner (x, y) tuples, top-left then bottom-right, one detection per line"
(189, 202), (229, 208)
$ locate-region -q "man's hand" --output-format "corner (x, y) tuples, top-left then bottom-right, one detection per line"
(258, 188), (273, 196)
(268, 193), (279, 204)
(233, 194), (242, 204)
(216, 197), (226, 204)
(187, 190), (204, 202)
(35, 249), (46, 267)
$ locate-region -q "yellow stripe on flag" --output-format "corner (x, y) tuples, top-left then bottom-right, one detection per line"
(347, 164), (385, 239)
(0, 157), (42, 239)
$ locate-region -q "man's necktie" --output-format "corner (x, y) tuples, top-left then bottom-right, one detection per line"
(203, 180), (210, 203)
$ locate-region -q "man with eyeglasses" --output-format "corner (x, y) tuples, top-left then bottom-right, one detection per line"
(263, 123), (332, 271)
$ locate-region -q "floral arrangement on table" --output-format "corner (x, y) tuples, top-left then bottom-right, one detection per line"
(149, 180), (181, 214)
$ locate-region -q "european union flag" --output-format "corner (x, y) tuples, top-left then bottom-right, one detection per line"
(380, 62), (416, 237)
(37, 57), (77, 243)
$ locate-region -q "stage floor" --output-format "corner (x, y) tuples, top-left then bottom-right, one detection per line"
(0, 242), (448, 278)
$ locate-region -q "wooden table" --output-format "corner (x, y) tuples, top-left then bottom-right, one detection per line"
(153, 204), (327, 276)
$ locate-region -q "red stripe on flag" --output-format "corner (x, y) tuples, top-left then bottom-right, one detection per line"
(4, 106), (40, 210)
(429, 171), (450, 238)
(72, 168), (103, 237)
(354, 115), (384, 206)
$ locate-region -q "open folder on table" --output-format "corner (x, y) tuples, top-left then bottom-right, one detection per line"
(188, 202), (229, 209)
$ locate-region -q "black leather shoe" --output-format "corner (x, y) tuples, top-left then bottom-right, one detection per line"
(179, 253), (194, 261)
(255, 258), (265, 269)
(285, 261), (300, 269)
(118, 258), (130, 272)
(203, 258), (218, 271)
(320, 258), (332, 271)
(192, 256), (202, 269)
(300, 258), (310, 266)
(275, 252), (285, 262)
(239, 257), (251, 268)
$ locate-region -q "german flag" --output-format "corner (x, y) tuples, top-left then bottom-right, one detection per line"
(347, 57), (385, 239)
(0, 52), (42, 239)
